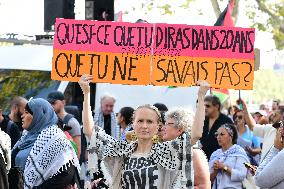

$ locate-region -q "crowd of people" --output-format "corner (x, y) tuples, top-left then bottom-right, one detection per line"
(0, 75), (284, 189)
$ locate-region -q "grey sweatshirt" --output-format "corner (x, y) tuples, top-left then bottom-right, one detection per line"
(255, 146), (284, 189)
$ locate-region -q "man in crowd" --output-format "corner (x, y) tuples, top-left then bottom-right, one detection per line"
(0, 108), (20, 147)
(47, 91), (81, 157)
(272, 99), (280, 112)
(242, 99), (283, 163)
(200, 95), (233, 159)
(8, 96), (27, 132)
(116, 107), (134, 141)
(253, 110), (268, 124)
(93, 94), (119, 139)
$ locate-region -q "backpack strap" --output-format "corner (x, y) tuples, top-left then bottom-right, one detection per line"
(63, 114), (74, 125)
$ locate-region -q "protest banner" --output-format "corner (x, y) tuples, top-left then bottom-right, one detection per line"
(52, 19), (255, 89)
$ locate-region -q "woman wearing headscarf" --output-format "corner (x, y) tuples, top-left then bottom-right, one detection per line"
(209, 123), (249, 189)
(0, 129), (11, 189)
(10, 98), (80, 189)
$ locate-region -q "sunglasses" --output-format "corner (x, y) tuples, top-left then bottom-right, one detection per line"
(236, 115), (243, 120)
(214, 132), (225, 138)
(272, 121), (284, 129)
(205, 104), (212, 108)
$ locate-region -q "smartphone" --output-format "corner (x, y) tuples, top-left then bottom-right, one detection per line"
(244, 162), (255, 170)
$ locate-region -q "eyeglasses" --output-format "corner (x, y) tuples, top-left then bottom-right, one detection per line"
(214, 132), (225, 138)
(205, 104), (212, 108)
(165, 122), (175, 127)
(236, 115), (243, 120)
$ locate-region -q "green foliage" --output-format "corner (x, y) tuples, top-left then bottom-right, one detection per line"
(180, 0), (194, 9)
(252, 69), (284, 103)
(157, 4), (173, 15)
(248, 0), (284, 49)
(0, 70), (52, 111)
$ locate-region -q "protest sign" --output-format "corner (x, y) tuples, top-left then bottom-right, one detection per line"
(52, 19), (255, 89)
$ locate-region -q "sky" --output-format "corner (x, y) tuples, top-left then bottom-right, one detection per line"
(0, 0), (282, 106)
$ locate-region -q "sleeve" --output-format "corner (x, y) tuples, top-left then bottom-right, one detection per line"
(254, 147), (284, 188)
(67, 118), (81, 136)
(88, 126), (130, 159)
(230, 156), (248, 182)
(253, 124), (272, 138)
(0, 131), (11, 170)
(88, 126), (130, 174)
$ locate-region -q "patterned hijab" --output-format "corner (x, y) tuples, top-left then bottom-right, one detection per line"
(12, 98), (58, 170)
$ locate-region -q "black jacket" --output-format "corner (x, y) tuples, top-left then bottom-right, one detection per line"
(200, 113), (233, 160)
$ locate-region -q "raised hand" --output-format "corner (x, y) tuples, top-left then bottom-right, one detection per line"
(274, 127), (284, 150)
(197, 80), (210, 96)
(237, 98), (248, 110)
(78, 74), (92, 94)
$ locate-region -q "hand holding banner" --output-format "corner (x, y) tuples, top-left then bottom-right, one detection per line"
(52, 19), (255, 89)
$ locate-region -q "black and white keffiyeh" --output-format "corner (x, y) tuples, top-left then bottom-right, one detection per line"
(0, 130), (11, 171)
(23, 125), (80, 189)
(93, 108), (119, 140)
(88, 126), (193, 188)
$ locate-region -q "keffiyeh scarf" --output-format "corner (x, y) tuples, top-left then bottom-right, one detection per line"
(93, 108), (119, 140)
(209, 144), (249, 189)
(0, 130), (11, 171)
(88, 127), (193, 188)
(23, 125), (80, 188)
(210, 144), (249, 163)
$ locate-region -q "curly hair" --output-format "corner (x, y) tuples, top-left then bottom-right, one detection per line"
(165, 108), (194, 132)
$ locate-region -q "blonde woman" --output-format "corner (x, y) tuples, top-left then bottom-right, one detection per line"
(79, 75), (208, 188)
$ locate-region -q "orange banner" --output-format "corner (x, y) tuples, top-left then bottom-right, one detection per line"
(51, 50), (151, 85)
(151, 56), (254, 90)
(52, 50), (254, 89)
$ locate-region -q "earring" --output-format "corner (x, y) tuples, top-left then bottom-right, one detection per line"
(131, 132), (138, 141)
(152, 135), (160, 143)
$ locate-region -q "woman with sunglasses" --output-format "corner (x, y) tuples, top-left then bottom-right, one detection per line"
(233, 109), (261, 166)
(79, 75), (208, 188)
(209, 124), (249, 189)
(254, 122), (284, 189)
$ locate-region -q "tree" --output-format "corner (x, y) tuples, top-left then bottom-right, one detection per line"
(244, 0), (284, 50)
(0, 70), (52, 112)
(209, 0), (283, 50)
(253, 69), (284, 104)
(124, 0), (283, 49)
